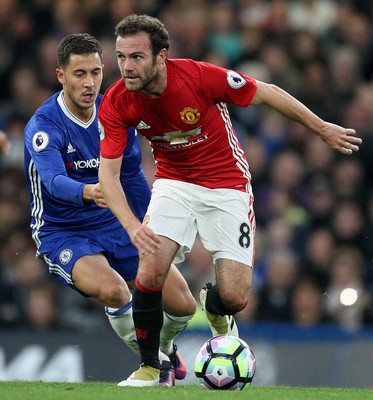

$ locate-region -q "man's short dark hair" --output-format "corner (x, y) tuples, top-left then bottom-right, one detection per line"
(115, 14), (170, 56)
(57, 33), (102, 69)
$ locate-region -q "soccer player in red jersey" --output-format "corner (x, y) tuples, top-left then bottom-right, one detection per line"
(98, 14), (362, 386)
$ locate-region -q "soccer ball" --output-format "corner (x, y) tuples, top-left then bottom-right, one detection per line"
(194, 335), (256, 390)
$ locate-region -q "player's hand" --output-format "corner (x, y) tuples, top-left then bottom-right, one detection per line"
(128, 223), (161, 256)
(319, 123), (362, 155)
(92, 183), (108, 207)
(0, 130), (11, 155)
(84, 183), (108, 207)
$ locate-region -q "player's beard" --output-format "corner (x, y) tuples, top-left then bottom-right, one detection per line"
(123, 58), (158, 94)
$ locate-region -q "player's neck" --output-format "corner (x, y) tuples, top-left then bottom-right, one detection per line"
(76, 108), (93, 123)
(70, 105), (93, 123)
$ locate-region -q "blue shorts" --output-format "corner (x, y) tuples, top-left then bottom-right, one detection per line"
(36, 218), (139, 292)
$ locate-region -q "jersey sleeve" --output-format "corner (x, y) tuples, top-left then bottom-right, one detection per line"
(198, 62), (258, 108)
(99, 91), (128, 159)
(24, 116), (85, 205)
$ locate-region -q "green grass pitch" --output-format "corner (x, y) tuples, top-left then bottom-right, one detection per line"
(0, 382), (372, 400)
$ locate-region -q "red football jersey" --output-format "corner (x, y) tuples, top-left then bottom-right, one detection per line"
(99, 58), (257, 193)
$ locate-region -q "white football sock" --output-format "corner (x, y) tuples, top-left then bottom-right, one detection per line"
(105, 296), (139, 355)
(160, 312), (194, 355)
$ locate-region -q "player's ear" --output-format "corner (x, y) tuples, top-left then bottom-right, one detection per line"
(157, 48), (167, 65)
(56, 68), (65, 84)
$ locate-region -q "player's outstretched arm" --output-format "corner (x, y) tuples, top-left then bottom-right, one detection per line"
(98, 155), (160, 256)
(251, 80), (362, 155)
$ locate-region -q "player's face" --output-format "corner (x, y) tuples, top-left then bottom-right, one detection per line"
(116, 32), (166, 95)
(56, 53), (103, 121)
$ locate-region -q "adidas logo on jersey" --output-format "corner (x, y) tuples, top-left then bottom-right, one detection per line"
(67, 143), (76, 153)
(136, 120), (151, 130)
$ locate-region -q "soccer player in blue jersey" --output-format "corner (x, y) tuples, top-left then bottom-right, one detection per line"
(23, 33), (195, 387)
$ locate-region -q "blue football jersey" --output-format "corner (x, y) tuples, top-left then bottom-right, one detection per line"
(24, 91), (150, 244)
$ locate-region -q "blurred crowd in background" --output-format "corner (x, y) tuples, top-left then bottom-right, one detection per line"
(1, 0), (373, 335)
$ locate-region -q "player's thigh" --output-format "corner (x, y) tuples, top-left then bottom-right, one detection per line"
(37, 230), (103, 288)
(73, 253), (131, 306)
(215, 258), (252, 311)
(97, 219), (138, 281)
(146, 179), (197, 264)
(163, 264), (197, 316)
(197, 188), (255, 266)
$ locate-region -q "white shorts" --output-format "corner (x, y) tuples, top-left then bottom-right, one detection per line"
(145, 179), (256, 266)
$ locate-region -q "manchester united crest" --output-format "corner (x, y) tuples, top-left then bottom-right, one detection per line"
(180, 107), (200, 125)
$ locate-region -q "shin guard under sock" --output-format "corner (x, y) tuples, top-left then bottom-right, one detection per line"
(133, 279), (163, 369)
(105, 298), (139, 355)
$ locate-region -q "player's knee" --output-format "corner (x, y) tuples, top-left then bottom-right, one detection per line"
(181, 295), (197, 316)
(187, 296), (197, 315)
(222, 292), (249, 314)
(163, 291), (196, 317)
(101, 282), (130, 308)
(137, 268), (167, 288)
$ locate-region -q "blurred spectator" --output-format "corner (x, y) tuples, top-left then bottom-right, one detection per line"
(265, 214), (297, 251)
(173, 5), (209, 61)
(256, 109), (290, 157)
(0, 198), (25, 241)
(98, 35), (121, 91)
(328, 46), (361, 115)
(36, 35), (64, 91)
(324, 246), (373, 331)
(331, 157), (366, 203)
(291, 276), (330, 327)
(0, 35), (15, 103)
(300, 227), (336, 291)
(207, 1), (243, 67)
(291, 30), (324, 72)
(258, 41), (301, 96)
(305, 175), (335, 229)
(24, 283), (60, 331)
(255, 248), (299, 322)
(49, 0), (89, 38)
(359, 192), (373, 286)
(5, 62), (50, 119)
(303, 134), (335, 177)
(288, 0), (336, 36)
(264, 0), (291, 42)
(242, 136), (268, 185)
(330, 200), (366, 248)
(1, 113), (28, 169)
(0, 244), (58, 329)
(297, 60), (337, 121)
(254, 148), (308, 226)
(87, 0), (137, 38)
